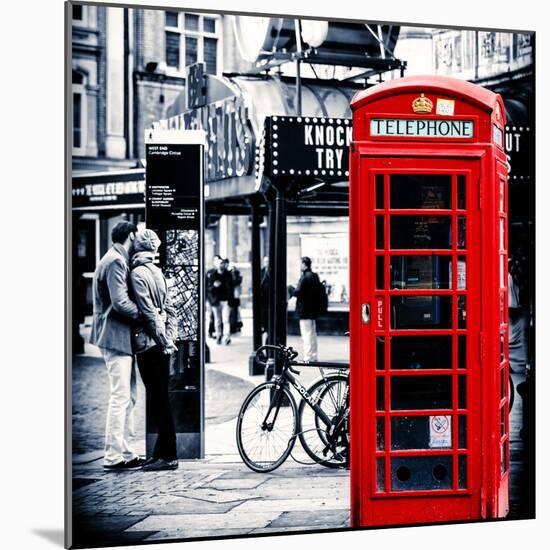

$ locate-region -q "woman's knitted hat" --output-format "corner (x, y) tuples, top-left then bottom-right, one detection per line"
(134, 228), (161, 253)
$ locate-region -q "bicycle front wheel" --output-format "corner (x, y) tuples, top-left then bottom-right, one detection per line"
(236, 382), (298, 473)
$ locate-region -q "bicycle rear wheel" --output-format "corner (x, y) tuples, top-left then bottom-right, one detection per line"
(298, 373), (349, 468)
(236, 382), (298, 473)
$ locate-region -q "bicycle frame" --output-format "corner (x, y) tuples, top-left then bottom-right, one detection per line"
(277, 366), (349, 431)
(256, 344), (349, 437)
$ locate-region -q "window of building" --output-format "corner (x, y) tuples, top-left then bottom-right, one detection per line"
(72, 4), (88, 26)
(165, 11), (221, 75)
(72, 70), (87, 156)
(73, 4), (83, 20)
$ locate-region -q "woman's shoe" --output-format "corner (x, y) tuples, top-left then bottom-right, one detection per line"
(142, 458), (179, 471)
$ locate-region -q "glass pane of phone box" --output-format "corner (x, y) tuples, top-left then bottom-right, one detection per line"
(391, 336), (452, 369)
(391, 295), (452, 329)
(390, 174), (452, 209)
(390, 255), (451, 289)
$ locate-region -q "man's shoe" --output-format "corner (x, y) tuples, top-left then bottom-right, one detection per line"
(142, 458), (179, 471)
(223, 337), (231, 345)
(216, 335), (222, 345)
(125, 457), (148, 468)
(103, 457), (145, 471)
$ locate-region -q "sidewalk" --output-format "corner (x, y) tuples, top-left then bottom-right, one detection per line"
(71, 310), (528, 547)
(71, 310), (350, 547)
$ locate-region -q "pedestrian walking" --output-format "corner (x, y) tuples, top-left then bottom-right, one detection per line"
(130, 229), (179, 471)
(206, 255), (222, 338)
(90, 221), (146, 471)
(288, 257), (327, 362)
(227, 260), (243, 334)
(206, 255), (234, 344)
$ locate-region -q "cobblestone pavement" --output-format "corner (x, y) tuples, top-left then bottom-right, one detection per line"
(72, 455), (349, 546)
(70, 311), (529, 547)
(71, 314), (350, 547)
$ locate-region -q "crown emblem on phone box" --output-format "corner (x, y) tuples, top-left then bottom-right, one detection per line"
(412, 93), (433, 114)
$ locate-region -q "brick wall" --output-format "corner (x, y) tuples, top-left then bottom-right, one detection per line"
(134, 76), (185, 158)
(140, 9), (165, 70)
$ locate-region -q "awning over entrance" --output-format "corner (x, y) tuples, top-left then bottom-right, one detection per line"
(158, 74), (359, 211)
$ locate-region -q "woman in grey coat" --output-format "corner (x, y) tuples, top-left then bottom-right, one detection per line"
(130, 229), (179, 471)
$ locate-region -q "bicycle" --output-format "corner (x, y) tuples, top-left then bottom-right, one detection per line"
(236, 344), (349, 473)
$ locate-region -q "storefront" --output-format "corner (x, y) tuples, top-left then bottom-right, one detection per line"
(71, 169), (146, 350)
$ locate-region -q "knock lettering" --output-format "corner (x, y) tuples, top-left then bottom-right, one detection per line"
(306, 122), (351, 170)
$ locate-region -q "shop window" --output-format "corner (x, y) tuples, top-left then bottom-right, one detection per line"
(165, 11), (220, 75)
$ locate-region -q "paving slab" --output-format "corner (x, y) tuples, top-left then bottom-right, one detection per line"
(233, 497), (349, 513)
(208, 477), (269, 490)
(126, 511), (280, 532)
(170, 488), (261, 504)
(268, 510), (351, 529)
(142, 528), (255, 541)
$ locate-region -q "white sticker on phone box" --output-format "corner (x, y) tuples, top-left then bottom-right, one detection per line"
(436, 98), (455, 116)
(429, 415), (452, 448)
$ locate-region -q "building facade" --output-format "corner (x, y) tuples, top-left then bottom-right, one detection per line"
(71, 4), (534, 345)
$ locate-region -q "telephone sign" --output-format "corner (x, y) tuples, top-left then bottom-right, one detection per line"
(370, 118), (474, 138)
(350, 76), (510, 527)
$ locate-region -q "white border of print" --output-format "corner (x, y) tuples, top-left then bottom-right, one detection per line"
(4, 1), (547, 550)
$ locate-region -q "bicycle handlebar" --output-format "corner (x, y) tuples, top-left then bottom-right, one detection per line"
(254, 344), (299, 369)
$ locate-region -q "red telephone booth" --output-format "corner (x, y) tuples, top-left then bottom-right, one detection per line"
(349, 76), (510, 526)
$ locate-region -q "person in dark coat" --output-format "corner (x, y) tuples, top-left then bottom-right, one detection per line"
(288, 256), (321, 361)
(227, 260), (243, 334)
(205, 256), (234, 344)
(130, 229), (179, 471)
(205, 255), (222, 338)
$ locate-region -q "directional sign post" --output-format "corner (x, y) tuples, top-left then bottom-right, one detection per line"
(145, 129), (206, 459)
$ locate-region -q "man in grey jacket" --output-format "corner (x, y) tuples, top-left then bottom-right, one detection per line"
(90, 221), (146, 471)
